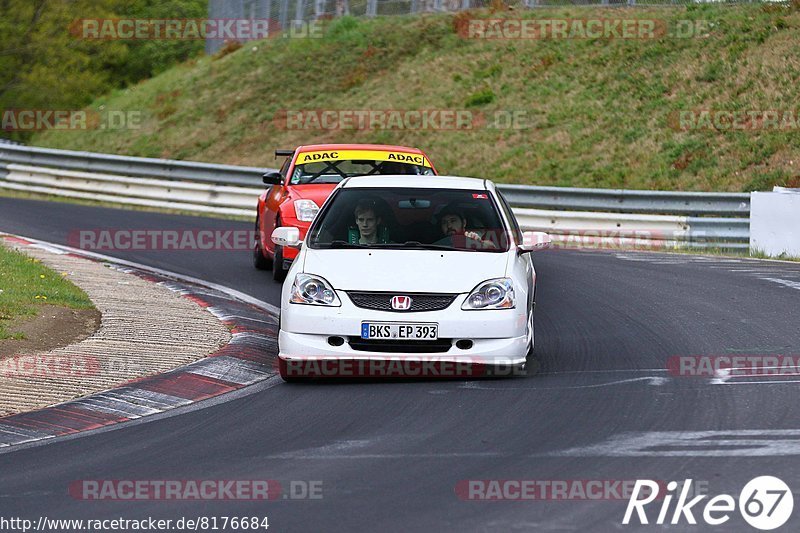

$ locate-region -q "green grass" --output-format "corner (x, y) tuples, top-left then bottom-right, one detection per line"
(0, 245), (95, 340)
(33, 4), (800, 192)
(749, 248), (800, 262)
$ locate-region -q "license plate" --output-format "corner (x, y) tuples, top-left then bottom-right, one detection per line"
(361, 322), (438, 340)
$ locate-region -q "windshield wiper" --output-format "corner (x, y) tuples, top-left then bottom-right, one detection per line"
(373, 241), (474, 251)
(323, 240), (366, 249)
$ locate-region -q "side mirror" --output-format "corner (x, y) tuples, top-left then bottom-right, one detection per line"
(262, 171), (283, 185)
(518, 231), (551, 253)
(272, 227), (301, 248)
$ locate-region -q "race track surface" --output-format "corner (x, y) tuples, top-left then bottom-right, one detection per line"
(1, 197), (799, 532)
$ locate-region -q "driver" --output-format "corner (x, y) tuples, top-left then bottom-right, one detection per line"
(348, 200), (391, 244)
(435, 205), (497, 250)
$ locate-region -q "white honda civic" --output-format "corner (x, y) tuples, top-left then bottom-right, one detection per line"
(271, 175), (551, 380)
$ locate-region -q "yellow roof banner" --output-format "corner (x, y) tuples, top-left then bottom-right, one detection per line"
(295, 150), (431, 168)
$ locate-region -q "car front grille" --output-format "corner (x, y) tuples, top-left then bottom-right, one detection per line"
(348, 338), (453, 353)
(346, 291), (457, 312)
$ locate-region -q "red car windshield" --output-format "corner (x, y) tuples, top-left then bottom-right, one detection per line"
(290, 159), (434, 185)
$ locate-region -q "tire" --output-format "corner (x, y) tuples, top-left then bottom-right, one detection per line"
(253, 217), (272, 270)
(521, 299), (542, 378)
(272, 243), (287, 282)
(278, 357), (301, 382)
(526, 309), (535, 357)
(526, 290), (537, 357)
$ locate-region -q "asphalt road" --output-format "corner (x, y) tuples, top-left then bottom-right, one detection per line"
(1, 196), (800, 532)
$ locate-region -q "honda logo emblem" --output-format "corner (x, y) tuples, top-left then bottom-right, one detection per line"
(391, 295), (413, 310)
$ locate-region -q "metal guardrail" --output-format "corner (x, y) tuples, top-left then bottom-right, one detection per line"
(0, 144), (269, 188)
(496, 184), (750, 217)
(0, 144), (750, 250)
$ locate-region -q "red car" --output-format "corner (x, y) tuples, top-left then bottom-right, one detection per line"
(254, 144), (438, 281)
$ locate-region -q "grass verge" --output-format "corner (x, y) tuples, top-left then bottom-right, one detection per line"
(0, 244), (95, 340)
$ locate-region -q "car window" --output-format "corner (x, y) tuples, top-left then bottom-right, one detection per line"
(308, 188), (509, 252)
(279, 157), (291, 180)
(290, 159), (433, 185)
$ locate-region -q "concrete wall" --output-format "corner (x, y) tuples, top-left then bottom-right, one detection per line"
(750, 191), (800, 257)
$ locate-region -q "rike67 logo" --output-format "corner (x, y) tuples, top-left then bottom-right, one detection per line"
(623, 477), (793, 530)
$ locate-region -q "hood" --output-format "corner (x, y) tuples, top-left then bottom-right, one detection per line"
(301, 249), (509, 292)
(293, 184), (337, 206)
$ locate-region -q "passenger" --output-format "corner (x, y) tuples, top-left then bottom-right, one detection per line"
(378, 161), (416, 175)
(349, 200), (391, 244)
(435, 206), (497, 250)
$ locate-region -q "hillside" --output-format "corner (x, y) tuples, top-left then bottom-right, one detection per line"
(34, 4), (800, 191)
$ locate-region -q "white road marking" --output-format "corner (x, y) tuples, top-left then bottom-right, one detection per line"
(459, 376), (668, 390)
(714, 379), (800, 385)
(552, 430), (800, 457)
(758, 277), (800, 290)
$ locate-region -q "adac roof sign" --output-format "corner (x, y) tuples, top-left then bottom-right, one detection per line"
(296, 149), (431, 168)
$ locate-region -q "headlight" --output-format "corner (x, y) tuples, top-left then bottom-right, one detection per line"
(290, 273), (340, 306)
(294, 199), (319, 222)
(462, 278), (515, 310)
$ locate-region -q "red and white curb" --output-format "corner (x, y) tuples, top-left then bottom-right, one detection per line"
(0, 235), (279, 448)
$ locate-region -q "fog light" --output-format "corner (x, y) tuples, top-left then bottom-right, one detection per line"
(328, 336), (344, 347)
(456, 340), (473, 350)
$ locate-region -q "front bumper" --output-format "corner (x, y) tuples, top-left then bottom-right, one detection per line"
(279, 292), (529, 365)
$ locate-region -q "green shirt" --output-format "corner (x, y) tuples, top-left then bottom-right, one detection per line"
(348, 226), (391, 244)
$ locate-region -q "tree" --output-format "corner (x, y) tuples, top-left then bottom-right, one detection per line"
(0, 0), (205, 141)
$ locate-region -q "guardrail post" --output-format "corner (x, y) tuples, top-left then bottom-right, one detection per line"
(279, 0), (290, 31)
(315, 0), (326, 18)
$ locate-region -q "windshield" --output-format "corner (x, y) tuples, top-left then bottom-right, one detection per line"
(290, 159), (434, 185)
(308, 188), (510, 252)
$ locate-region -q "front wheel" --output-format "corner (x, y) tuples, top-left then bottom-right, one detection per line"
(278, 357), (301, 382)
(272, 243), (287, 282)
(521, 302), (542, 377)
(253, 217), (272, 270)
